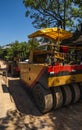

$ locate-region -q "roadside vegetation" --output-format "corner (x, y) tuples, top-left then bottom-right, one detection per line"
(23, 0), (82, 30)
(0, 39), (39, 61)
(0, 0), (82, 61)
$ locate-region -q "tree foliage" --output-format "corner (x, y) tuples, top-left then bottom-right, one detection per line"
(23, 0), (82, 30)
(0, 40), (39, 61)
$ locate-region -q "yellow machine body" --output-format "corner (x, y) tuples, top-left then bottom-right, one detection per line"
(19, 27), (82, 113)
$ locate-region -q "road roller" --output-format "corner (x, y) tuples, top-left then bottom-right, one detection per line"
(19, 27), (82, 113)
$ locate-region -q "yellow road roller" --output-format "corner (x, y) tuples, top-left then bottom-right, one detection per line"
(19, 27), (82, 113)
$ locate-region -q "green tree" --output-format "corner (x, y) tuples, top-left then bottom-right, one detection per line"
(10, 41), (21, 52)
(0, 46), (4, 59)
(27, 38), (39, 51)
(23, 0), (82, 30)
(19, 41), (29, 60)
(0, 39), (39, 61)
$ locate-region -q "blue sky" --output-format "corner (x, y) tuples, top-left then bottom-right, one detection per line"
(0, 0), (36, 46)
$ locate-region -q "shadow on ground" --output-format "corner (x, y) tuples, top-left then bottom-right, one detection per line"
(0, 102), (82, 130)
(49, 102), (82, 130)
(0, 76), (82, 130)
(8, 78), (41, 116)
(0, 109), (39, 130)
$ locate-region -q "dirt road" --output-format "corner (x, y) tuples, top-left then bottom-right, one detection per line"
(1, 75), (82, 130)
(0, 60), (82, 130)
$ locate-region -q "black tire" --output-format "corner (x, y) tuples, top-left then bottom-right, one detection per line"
(32, 83), (53, 113)
(61, 85), (72, 106)
(70, 83), (80, 103)
(79, 82), (82, 99)
(54, 87), (63, 109)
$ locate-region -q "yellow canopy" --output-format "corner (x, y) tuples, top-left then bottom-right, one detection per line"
(28, 27), (73, 41)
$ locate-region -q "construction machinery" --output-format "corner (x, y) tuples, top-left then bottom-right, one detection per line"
(19, 27), (82, 113)
(7, 51), (20, 77)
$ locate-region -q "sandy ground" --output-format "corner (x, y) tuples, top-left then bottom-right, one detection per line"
(0, 60), (82, 130)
